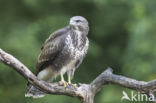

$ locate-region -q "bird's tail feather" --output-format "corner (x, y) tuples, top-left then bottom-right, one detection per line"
(25, 67), (58, 98)
(25, 83), (45, 98)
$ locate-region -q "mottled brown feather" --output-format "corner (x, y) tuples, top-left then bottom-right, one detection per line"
(35, 27), (69, 74)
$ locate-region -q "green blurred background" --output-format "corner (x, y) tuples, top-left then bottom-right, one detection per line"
(0, 0), (156, 103)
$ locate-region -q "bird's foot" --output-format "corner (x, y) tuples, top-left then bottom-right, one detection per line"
(59, 80), (68, 87)
(72, 83), (77, 88)
(67, 82), (77, 88)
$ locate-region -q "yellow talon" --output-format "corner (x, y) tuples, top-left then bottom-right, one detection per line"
(59, 72), (77, 88)
(72, 83), (77, 88)
(59, 80), (68, 87)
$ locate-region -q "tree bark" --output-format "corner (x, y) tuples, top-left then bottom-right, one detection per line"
(0, 48), (156, 103)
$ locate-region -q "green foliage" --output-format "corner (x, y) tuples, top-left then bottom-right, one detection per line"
(0, 0), (156, 103)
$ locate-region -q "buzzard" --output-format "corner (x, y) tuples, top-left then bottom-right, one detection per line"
(25, 16), (89, 98)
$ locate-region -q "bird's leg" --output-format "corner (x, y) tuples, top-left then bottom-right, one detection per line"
(67, 74), (77, 88)
(59, 72), (67, 87)
(68, 74), (71, 84)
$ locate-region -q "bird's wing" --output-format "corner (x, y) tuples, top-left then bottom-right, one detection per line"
(35, 27), (68, 74)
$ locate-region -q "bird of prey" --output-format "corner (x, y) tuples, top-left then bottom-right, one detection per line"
(25, 16), (89, 98)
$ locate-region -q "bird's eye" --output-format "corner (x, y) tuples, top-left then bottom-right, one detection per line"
(75, 20), (81, 22)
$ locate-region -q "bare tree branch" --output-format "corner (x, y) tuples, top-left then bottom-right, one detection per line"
(0, 48), (156, 103)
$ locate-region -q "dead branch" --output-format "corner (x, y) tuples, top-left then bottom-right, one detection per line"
(0, 48), (156, 103)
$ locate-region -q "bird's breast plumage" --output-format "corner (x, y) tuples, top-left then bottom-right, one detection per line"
(56, 29), (89, 74)
(64, 30), (89, 59)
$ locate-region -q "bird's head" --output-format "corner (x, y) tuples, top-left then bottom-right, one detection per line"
(69, 16), (89, 33)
